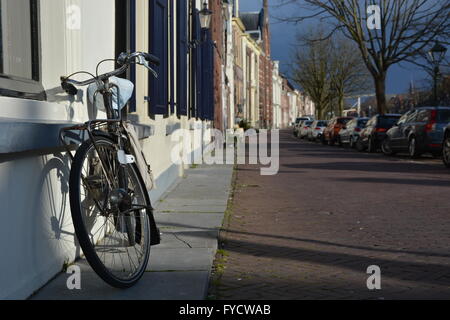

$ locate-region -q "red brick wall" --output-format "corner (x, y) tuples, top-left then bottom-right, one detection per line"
(210, 0), (224, 132)
(258, 0), (273, 129)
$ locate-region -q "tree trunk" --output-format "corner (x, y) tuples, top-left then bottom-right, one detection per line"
(338, 94), (345, 116)
(374, 74), (387, 115)
(315, 102), (323, 119)
(318, 105), (323, 119)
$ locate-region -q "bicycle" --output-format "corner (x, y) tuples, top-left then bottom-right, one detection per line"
(59, 52), (161, 288)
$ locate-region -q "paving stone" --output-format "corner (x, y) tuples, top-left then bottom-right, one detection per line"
(32, 269), (209, 300)
(209, 131), (450, 300)
(32, 164), (233, 300)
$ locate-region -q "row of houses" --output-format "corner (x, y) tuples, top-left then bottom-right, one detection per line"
(0, 0), (313, 299)
(210, 0), (316, 131)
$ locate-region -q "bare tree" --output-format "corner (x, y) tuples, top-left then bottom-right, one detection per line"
(279, 0), (450, 114)
(291, 29), (371, 118)
(292, 31), (333, 119)
(329, 35), (372, 115)
(402, 39), (450, 104)
(405, 40), (450, 78)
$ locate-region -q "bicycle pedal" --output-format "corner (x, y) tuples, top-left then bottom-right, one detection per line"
(118, 150), (135, 165)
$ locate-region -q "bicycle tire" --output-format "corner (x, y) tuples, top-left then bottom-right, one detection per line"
(69, 136), (151, 288)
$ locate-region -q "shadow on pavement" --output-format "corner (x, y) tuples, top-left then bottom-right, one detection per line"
(283, 161), (450, 175)
(333, 177), (450, 187)
(159, 221), (450, 260)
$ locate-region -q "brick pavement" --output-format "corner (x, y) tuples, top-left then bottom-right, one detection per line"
(209, 130), (450, 300)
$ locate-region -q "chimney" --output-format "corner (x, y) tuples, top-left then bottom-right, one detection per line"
(262, 0), (269, 26)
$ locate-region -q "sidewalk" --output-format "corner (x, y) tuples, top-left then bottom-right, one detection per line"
(32, 164), (233, 300)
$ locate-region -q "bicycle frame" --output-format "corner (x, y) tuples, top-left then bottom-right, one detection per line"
(59, 79), (137, 211)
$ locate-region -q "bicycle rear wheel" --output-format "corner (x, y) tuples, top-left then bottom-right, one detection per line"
(69, 136), (151, 288)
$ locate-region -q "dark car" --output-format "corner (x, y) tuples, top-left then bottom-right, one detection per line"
(356, 114), (401, 153)
(444, 124), (450, 168)
(381, 107), (450, 158)
(338, 117), (369, 148)
(322, 117), (354, 146)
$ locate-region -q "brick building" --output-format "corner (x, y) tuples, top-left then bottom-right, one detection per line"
(209, 0), (225, 132)
(238, 0), (272, 129)
(259, 0), (273, 129)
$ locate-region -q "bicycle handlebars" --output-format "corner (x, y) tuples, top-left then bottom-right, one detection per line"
(61, 52), (160, 95)
(119, 52), (160, 67)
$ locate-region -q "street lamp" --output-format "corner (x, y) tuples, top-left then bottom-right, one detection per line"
(189, 1), (213, 47)
(199, 1), (213, 30)
(428, 41), (448, 105)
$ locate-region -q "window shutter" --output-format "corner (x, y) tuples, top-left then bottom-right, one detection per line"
(208, 38), (215, 121)
(149, 0), (169, 116)
(177, 0), (188, 116)
(200, 39), (208, 120)
(193, 10), (202, 119)
(201, 32), (215, 121)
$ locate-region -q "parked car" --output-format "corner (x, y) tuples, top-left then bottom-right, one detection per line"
(299, 120), (314, 139)
(293, 117), (312, 137)
(443, 123), (450, 168)
(356, 114), (401, 153)
(307, 120), (329, 141)
(381, 107), (450, 158)
(338, 117), (369, 148)
(322, 117), (354, 146)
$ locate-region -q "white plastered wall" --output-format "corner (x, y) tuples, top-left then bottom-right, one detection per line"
(0, 0), (213, 299)
(0, 0), (115, 299)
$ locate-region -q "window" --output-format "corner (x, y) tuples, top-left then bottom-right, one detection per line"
(115, 0), (136, 112)
(379, 116), (400, 128)
(358, 119), (369, 127)
(398, 112), (410, 125)
(406, 110), (418, 123)
(337, 118), (352, 125)
(438, 109), (450, 123)
(0, 0), (44, 100)
(416, 110), (430, 123)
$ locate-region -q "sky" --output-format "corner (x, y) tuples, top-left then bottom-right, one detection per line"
(239, 0), (433, 95)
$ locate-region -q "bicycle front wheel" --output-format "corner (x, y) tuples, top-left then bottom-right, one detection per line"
(69, 136), (151, 288)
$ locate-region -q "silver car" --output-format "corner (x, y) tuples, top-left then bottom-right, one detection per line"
(299, 120), (314, 139)
(338, 117), (369, 148)
(293, 117), (312, 137)
(307, 120), (329, 141)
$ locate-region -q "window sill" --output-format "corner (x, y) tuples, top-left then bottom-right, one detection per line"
(0, 117), (154, 155)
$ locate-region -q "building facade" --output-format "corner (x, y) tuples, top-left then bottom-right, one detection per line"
(0, 0), (217, 299)
(232, 16), (245, 126)
(272, 61), (283, 129)
(0, 0), (315, 299)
